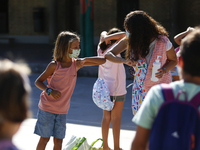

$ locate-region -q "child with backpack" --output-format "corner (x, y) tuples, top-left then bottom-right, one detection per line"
(131, 27), (200, 150)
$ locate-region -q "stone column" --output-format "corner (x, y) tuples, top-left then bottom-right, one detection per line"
(80, 0), (94, 57)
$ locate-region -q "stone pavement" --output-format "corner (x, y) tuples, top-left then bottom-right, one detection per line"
(0, 44), (136, 150)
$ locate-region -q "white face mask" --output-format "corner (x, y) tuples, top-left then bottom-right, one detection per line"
(69, 49), (81, 58)
(126, 30), (130, 37)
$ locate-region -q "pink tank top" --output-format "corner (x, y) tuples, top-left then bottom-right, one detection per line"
(39, 59), (77, 114)
(143, 36), (172, 92)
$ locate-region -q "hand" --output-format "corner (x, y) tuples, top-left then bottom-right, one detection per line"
(50, 90), (61, 100)
(124, 59), (137, 67)
(76, 58), (85, 69)
(155, 68), (165, 79)
(187, 27), (194, 33)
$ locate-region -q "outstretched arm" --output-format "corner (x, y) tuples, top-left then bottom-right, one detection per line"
(105, 37), (127, 62)
(105, 37), (136, 66)
(76, 56), (106, 70)
(83, 56), (106, 66)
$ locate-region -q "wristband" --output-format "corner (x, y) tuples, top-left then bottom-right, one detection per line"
(46, 87), (53, 95)
(163, 68), (167, 74)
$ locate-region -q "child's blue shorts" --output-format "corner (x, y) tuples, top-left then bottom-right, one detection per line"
(34, 108), (67, 139)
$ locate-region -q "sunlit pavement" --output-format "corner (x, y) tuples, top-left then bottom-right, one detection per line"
(13, 118), (135, 150)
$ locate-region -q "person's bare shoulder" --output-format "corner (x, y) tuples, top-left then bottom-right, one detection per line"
(46, 60), (57, 74)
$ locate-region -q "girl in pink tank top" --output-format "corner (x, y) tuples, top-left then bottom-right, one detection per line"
(34, 31), (106, 150)
(104, 11), (177, 116)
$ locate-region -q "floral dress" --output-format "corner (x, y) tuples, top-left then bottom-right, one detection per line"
(131, 59), (148, 115)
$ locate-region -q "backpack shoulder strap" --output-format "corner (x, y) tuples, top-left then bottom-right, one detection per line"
(160, 83), (174, 101)
(189, 92), (200, 107)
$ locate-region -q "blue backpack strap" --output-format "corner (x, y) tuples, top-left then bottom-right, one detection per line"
(189, 92), (200, 107)
(160, 83), (174, 101)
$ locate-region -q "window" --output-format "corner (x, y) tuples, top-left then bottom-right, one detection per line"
(0, 0), (8, 34)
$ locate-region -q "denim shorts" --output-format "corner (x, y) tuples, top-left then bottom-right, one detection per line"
(110, 94), (126, 102)
(34, 108), (67, 139)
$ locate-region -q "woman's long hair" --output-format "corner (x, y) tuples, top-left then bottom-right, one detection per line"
(124, 10), (168, 61)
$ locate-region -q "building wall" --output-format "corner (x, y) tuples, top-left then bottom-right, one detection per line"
(94, 0), (117, 37)
(140, 0), (200, 44)
(177, 0), (200, 31)
(140, 0), (171, 35)
(4, 0), (200, 44)
(9, 0), (49, 35)
(57, 0), (68, 34)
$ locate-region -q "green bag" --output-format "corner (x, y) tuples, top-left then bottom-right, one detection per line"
(89, 138), (104, 150)
(63, 136), (90, 150)
(63, 136), (104, 150)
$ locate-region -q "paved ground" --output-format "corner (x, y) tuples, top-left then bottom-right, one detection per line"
(0, 43), (136, 150)
(13, 118), (136, 150)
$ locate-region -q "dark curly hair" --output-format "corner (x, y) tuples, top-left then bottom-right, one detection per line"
(124, 10), (168, 61)
(180, 26), (200, 76)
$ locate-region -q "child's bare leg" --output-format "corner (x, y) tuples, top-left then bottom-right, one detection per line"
(102, 110), (111, 150)
(111, 101), (124, 150)
(53, 137), (63, 150)
(36, 137), (50, 150)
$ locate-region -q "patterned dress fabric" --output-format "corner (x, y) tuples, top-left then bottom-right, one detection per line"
(132, 60), (148, 112)
(92, 78), (114, 111)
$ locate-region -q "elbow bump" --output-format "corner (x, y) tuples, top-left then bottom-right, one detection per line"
(104, 54), (109, 59)
(105, 52), (112, 58)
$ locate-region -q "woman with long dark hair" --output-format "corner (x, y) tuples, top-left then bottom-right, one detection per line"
(104, 10), (177, 115)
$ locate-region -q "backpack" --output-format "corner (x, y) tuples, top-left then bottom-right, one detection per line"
(149, 83), (200, 150)
(92, 78), (114, 111)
